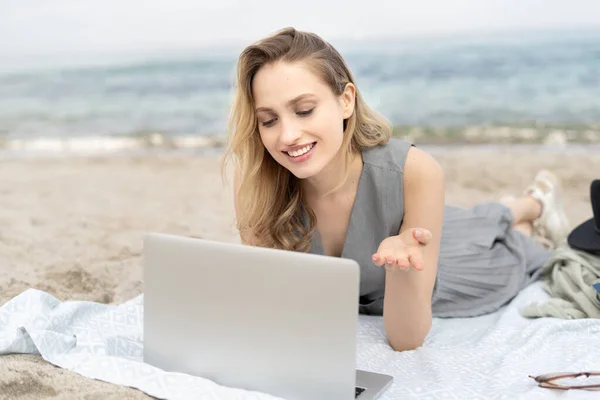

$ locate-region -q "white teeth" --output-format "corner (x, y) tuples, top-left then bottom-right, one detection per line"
(287, 143), (314, 157)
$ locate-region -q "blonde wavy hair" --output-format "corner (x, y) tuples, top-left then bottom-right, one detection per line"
(222, 27), (392, 252)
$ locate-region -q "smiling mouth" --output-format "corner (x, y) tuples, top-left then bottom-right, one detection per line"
(284, 142), (316, 157)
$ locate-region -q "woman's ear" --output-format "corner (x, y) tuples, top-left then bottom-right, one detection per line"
(340, 83), (356, 119)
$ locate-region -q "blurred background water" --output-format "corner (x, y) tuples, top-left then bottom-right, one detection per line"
(1, 29), (599, 144)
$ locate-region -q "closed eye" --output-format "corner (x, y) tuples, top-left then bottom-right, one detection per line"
(297, 108), (314, 116)
(262, 118), (277, 127)
(260, 108), (313, 128)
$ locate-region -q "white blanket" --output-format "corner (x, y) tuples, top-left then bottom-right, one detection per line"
(1, 282), (599, 400)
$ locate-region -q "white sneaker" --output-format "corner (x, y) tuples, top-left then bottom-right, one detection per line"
(524, 170), (570, 247)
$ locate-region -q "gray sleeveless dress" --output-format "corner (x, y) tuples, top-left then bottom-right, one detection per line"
(308, 138), (551, 318)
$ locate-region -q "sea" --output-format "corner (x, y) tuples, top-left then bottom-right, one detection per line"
(1, 29), (599, 154)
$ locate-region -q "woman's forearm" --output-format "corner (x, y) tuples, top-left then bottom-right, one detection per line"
(383, 269), (433, 351)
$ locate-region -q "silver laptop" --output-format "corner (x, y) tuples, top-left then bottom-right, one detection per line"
(143, 232), (393, 399)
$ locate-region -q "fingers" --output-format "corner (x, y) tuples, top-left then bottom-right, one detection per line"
(407, 248), (425, 271)
(371, 247), (424, 271)
(372, 253), (398, 268)
(395, 255), (410, 269)
(372, 230), (430, 271)
(371, 253), (386, 267)
(412, 228), (433, 246)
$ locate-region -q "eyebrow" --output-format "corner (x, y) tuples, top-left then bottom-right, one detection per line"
(255, 93), (315, 113)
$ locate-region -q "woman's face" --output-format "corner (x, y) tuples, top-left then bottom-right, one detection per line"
(252, 60), (355, 179)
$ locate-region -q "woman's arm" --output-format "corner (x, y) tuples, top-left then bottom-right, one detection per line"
(383, 146), (445, 351)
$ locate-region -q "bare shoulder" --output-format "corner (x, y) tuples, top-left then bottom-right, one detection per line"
(403, 146), (445, 189)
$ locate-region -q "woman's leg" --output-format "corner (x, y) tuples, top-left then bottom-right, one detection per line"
(501, 170), (569, 245)
(514, 221), (533, 236)
(500, 196), (541, 237)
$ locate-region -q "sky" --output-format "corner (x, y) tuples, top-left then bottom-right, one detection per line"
(1, 0), (600, 60)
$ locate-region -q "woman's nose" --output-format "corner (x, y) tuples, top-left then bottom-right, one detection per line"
(279, 120), (301, 145)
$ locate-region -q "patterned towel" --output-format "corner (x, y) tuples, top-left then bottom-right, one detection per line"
(1, 282), (599, 399)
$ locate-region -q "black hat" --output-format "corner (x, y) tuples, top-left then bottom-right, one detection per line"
(567, 179), (600, 253)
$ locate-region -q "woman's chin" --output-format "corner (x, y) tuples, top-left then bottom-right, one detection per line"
(275, 150), (331, 180)
(284, 160), (324, 180)
(288, 166), (318, 180)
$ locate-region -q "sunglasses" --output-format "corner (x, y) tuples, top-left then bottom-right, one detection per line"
(529, 371), (600, 391)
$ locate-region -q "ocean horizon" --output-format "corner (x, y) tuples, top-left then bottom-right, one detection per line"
(1, 28), (599, 153)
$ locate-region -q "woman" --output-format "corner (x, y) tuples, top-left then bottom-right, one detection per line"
(221, 27), (569, 351)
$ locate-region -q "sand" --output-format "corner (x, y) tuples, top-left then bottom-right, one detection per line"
(1, 144), (599, 399)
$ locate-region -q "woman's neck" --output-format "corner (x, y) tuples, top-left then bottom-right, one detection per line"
(301, 150), (363, 199)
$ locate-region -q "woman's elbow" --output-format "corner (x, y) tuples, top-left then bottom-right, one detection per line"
(386, 321), (432, 352)
(388, 335), (426, 352)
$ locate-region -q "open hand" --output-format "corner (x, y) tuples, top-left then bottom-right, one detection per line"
(371, 228), (432, 271)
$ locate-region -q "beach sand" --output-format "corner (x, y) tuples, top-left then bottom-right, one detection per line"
(1, 145), (599, 399)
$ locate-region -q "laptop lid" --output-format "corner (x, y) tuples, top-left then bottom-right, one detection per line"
(143, 233), (361, 400)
